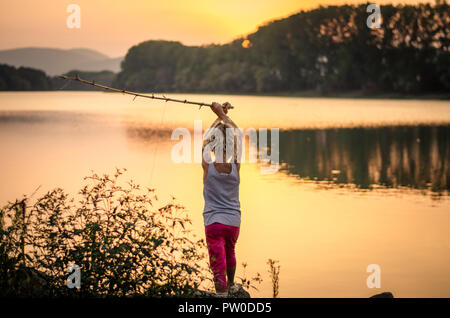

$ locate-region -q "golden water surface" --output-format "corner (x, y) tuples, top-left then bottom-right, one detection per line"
(0, 91), (449, 297)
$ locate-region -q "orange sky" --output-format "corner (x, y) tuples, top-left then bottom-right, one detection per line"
(0, 0), (433, 57)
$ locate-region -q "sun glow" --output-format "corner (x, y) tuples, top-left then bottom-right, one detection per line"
(242, 39), (252, 48)
(0, 0), (432, 56)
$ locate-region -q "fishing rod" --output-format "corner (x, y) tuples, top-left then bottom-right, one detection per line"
(58, 75), (233, 110)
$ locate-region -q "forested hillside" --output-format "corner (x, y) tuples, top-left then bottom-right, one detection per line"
(114, 3), (449, 94)
(0, 64), (52, 90)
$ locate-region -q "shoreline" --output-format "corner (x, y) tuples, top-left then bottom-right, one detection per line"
(173, 90), (450, 101)
(0, 89), (449, 101)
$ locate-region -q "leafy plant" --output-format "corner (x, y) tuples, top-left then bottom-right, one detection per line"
(0, 168), (211, 297)
(267, 259), (280, 298)
(237, 262), (262, 291)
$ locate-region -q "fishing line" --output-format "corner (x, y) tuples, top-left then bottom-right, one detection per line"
(149, 100), (168, 185)
(58, 74), (233, 187)
(58, 78), (72, 90)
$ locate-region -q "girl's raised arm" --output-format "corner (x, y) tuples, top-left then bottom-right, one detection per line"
(211, 102), (238, 129)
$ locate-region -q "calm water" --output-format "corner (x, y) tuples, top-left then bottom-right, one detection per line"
(0, 91), (449, 297)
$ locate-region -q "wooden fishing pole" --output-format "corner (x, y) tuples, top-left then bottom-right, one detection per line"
(58, 74), (233, 109)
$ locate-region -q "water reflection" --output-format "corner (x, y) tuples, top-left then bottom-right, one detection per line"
(126, 126), (173, 143)
(278, 126), (449, 194)
(1, 93), (449, 297)
(0, 110), (95, 124)
(125, 124), (450, 194)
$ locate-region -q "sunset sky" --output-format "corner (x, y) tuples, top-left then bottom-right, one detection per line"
(0, 0), (433, 57)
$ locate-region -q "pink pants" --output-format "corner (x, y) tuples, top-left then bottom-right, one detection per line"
(205, 222), (240, 290)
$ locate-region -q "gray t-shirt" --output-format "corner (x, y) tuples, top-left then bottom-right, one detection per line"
(203, 162), (241, 227)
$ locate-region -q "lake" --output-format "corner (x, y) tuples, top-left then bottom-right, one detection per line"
(0, 91), (449, 297)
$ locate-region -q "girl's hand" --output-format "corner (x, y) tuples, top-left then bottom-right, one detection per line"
(211, 101), (238, 129)
(211, 101), (232, 117)
(222, 102), (232, 114)
(211, 102), (226, 118)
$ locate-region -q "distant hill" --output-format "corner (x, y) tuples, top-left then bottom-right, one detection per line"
(0, 64), (52, 90)
(0, 48), (123, 76)
(115, 3), (449, 95)
(52, 70), (116, 91)
(0, 62), (118, 91)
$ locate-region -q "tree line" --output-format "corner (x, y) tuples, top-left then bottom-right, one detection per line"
(0, 65), (115, 91)
(114, 2), (449, 95)
(0, 64), (52, 90)
(1, 3), (449, 95)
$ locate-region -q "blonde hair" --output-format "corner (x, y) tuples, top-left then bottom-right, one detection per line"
(203, 121), (238, 163)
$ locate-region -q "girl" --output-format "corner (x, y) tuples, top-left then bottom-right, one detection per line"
(202, 101), (241, 297)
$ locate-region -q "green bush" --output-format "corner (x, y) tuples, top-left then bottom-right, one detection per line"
(0, 169), (210, 297)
